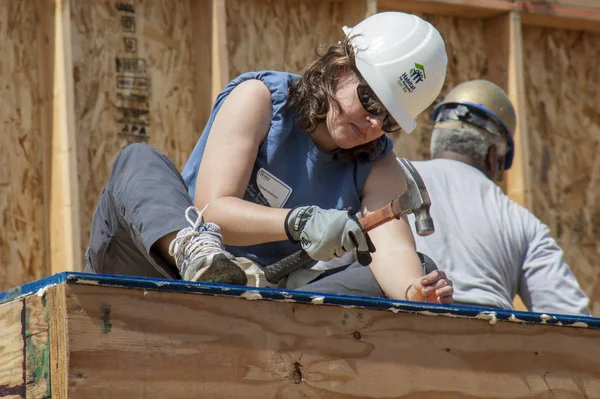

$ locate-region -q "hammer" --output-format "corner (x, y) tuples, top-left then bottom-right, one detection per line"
(263, 158), (435, 284)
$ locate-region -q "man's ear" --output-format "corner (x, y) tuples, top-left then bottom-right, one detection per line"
(487, 144), (506, 181)
(495, 158), (506, 182)
(486, 145), (498, 178)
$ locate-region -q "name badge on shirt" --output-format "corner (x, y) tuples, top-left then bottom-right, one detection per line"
(256, 167), (292, 208)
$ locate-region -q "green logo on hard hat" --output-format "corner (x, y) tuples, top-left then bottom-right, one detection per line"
(398, 63), (426, 94)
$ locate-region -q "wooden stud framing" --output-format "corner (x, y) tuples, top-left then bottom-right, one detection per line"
(212, 0), (230, 101)
(378, 0), (600, 32)
(48, 284), (68, 399)
(191, 0), (215, 134)
(505, 12), (531, 210)
(485, 12), (531, 210)
(378, 0), (512, 18)
(485, 13), (528, 311)
(365, 0), (378, 17)
(520, 0), (600, 33)
(37, 0), (56, 282)
(51, 0), (82, 274)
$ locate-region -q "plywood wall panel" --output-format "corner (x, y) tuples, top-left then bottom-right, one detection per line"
(226, 0), (366, 78)
(523, 26), (600, 315)
(0, 1), (52, 290)
(388, 15), (489, 160)
(70, 0), (203, 266)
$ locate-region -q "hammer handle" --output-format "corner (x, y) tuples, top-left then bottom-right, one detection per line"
(263, 249), (314, 285)
(264, 205), (394, 285)
(357, 202), (396, 231)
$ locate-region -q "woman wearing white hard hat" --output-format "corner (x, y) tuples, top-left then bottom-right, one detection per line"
(85, 12), (453, 304)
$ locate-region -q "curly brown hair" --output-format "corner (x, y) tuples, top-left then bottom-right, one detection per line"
(287, 37), (387, 162)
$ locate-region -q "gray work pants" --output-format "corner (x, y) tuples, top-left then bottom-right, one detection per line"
(85, 143), (437, 298)
(85, 143), (191, 279)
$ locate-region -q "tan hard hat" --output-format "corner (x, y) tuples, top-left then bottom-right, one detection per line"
(432, 79), (516, 169)
(433, 79), (516, 136)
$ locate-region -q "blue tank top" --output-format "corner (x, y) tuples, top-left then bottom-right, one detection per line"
(182, 71), (393, 266)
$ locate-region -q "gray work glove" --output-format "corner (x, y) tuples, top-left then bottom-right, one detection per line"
(285, 206), (376, 265)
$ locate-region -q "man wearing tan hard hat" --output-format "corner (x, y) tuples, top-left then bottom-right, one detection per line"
(406, 79), (590, 316)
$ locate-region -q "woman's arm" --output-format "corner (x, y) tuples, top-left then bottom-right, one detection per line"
(362, 152), (453, 303)
(361, 152), (421, 298)
(194, 79), (289, 246)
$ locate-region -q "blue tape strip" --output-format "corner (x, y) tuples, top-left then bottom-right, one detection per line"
(1, 272), (598, 329)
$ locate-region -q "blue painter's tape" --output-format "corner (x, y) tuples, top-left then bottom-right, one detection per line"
(1, 272), (599, 330)
(0, 273), (69, 304)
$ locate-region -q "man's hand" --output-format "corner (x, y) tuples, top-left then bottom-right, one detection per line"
(405, 270), (454, 304)
(285, 206), (376, 264)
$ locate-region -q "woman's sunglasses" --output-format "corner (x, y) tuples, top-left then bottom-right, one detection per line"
(356, 83), (402, 133)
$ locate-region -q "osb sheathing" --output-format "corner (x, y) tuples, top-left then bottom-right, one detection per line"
(0, 1), (50, 290)
(70, 0), (201, 265)
(523, 26), (600, 315)
(1, 1), (598, 316)
(227, 0), (366, 77)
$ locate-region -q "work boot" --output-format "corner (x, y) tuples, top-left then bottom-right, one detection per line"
(169, 206), (247, 285)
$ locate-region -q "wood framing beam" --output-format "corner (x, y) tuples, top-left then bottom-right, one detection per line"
(48, 284), (68, 399)
(507, 12), (531, 211)
(378, 0), (600, 32)
(378, 0), (515, 18)
(211, 0), (229, 101)
(485, 11), (531, 210)
(51, 0), (82, 274)
(36, 0), (56, 279)
(191, 0), (214, 134)
(520, 0), (600, 33)
(485, 13), (529, 312)
(365, 0), (378, 17)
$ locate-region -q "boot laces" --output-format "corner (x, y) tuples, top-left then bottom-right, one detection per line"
(168, 205), (225, 268)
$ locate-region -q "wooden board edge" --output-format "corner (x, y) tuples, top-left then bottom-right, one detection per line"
(48, 284), (69, 399)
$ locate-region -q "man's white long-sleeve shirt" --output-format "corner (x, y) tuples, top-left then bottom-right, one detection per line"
(408, 158), (590, 316)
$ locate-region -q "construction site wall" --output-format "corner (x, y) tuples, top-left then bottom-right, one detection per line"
(1, 0), (599, 315)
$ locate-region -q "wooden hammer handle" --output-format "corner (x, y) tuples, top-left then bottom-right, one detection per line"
(357, 202), (397, 232)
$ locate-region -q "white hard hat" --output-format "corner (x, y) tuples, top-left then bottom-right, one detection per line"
(343, 12), (448, 133)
